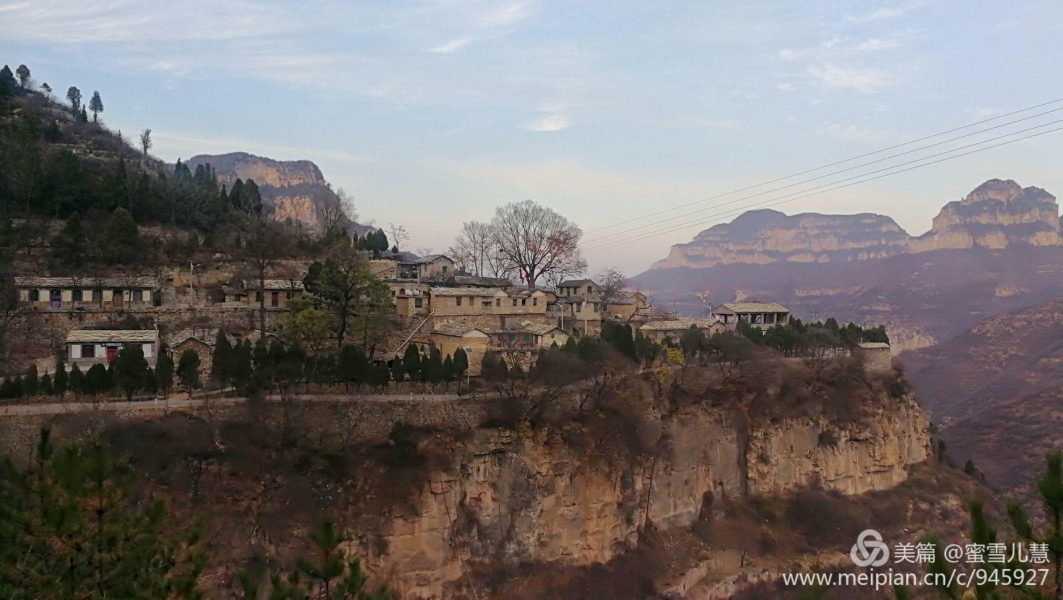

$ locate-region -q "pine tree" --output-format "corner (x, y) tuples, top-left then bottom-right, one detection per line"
(338, 344), (368, 390)
(423, 348), (442, 386)
(177, 350), (201, 397)
(402, 344), (421, 382)
(104, 207), (143, 266)
(442, 355), (455, 383)
(453, 348), (469, 379)
(53, 358), (68, 396)
(88, 90), (104, 122)
(38, 373), (53, 396)
(156, 351), (174, 396)
(112, 343), (149, 401)
(51, 212), (88, 270)
(211, 330), (233, 385)
(69, 363), (84, 396)
(23, 364), (38, 396)
(83, 363), (111, 398)
(391, 356), (405, 383)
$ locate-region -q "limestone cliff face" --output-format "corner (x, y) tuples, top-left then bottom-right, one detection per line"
(185, 152), (372, 234)
(651, 210), (911, 270)
(377, 399), (929, 598)
(910, 179), (1060, 252)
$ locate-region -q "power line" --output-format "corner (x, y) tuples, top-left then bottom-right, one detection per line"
(583, 117), (1063, 248)
(583, 125), (1063, 254)
(586, 97), (1063, 235)
(583, 106), (1063, 244)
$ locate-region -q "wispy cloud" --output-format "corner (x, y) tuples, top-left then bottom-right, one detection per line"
(806, 63), (892, 93)
(845, 3), (922, 25)
(478, 2), (532, 28)
(519, 114), (571, 132)
(429, 37), (474, 54)
(857, 38), (899, 51)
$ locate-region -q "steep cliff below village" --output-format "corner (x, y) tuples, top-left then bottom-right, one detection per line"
(186, 152), (372, 234)
(383, 399), (929, 598)
(651, 210), (911, 270)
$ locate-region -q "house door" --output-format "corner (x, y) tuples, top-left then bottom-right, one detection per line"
(49, 289), (61, 309)
(112, 290), (123, 307)
(271, 292), (280, 307)
(106, 347), (119, 363)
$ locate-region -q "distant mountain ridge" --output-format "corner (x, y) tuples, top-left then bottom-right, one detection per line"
(185, 152), (372, 235)
(634, 179), (1063, 353)
(650, 179), (1061, 270)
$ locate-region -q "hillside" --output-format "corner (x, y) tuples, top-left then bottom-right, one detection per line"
(635, 179), (1063, 351)
(186, 152), (373, 235)
(903, 298), (1063, 497)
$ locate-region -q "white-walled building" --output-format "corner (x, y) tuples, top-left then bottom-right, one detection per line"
(65, 329), (160, 369)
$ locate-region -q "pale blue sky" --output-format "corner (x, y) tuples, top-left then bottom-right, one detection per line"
(3, 0), (1062, 274)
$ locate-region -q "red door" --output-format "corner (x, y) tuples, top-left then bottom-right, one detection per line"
(106, 347), (119, 363)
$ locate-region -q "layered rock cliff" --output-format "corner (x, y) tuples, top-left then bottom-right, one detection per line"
(651, 210), (911, 270)
(649, 179), (1061, 270)
(381, 399), (929, 598)
(185, 152), (372, 234)
(910, 179), (1060, 252)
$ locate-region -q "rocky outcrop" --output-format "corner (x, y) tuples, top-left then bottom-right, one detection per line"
(651, 210), (911, 269)
(910, 179), (1060, 252)
(185, 152), (372, 234)
(379, 399), (929, 598)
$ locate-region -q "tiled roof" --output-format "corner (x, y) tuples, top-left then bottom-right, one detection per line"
(65, 329), (158, 343)
(640, 318), (721, 332)
(410, 254), (452, 265)
(857, 342), (891, 349)
(432, 323), (487, 337)
(558, 279), (595, 288)
(445, 275), (513, 288)
(168, 329), (236, 348)
(715, 302), (789, 313)
(16, 276), (158, 288)
(243, 279), (305, 291)
(520, 323), (565, 335)
(430, 287), (507, 297)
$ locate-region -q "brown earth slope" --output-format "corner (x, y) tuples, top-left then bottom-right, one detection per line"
(903, 298), (1063, 497)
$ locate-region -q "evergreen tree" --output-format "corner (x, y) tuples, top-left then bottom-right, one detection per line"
(144, 367), (158, 396)
(562, 336), (578, 355)
(68, 363), (84, 396)
(14, 64), (30, 89)
(402, 344), (421, 382)
(23, 364), (38, 396)
(51, 212), (89, 270)
(442, 355), (455, 383)
(177, 350), (201, 397)
(0, 65), (15, 91)
(65, 85), (81, 114)
(156, 351), (174, 396)
(104, 207), (143, 266)
(88, 90), (104, 122)
(0, 429), (206, 598)
(229, 340), (254, 393)
(422, 348), (443, 386)
(390, 356), (405, 383)
(211, 330), (233, 385)
(38, 373), (53, 396)
(373, 363), (391, 390)
(453, 348), (469, 379)
(79, 105), (88, 123)
(83, 363), (112, 398)
(112, 343), (149, 401)
(53, 358), (67, 396)
(338, 344), (368, 389)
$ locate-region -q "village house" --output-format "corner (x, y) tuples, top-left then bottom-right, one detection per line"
(394, 287), (430, 318)
(429, 324), (489, 375)
(65, 329), (160, 370)
(397, 255), (455, 281)
(223, 279), (305, 310)
(490, 323), (571, 351)
(556, 279), (597, 298)
(605, 291), (650, 322)
(638, 318), (725, 344)
(167, 329), (237, 376)
(713, 302), (791, 330)
(15, 276), (158, 310)
(854, 342), (892, 374)
(553, 294), (602, 334)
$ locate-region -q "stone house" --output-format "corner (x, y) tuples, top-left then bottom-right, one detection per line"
(224, 279), (305, 309)
(605, 291), (650, 322)
(557, 279), (597, 298)
(555, 294), (602, 335)
(65, 329), (160, 370)
(639, 318), (725, 344)
(397, 255), (455, 281)
(16, 276), (158, 310)
(713, 302), (791, 330)
(394, 288), (430, 318)
(429, 324), (489, 375)
(490, 323), (570, 351)
(168, 329), (237, 376)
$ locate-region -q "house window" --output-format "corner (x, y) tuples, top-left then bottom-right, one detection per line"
(92, 289), (102, 301)
(587, 285), (592, 293)
(72, 289), (83, 302)
(286, 291), (293, 300)
(256, 292), (263, 302)
(414, 298), (423, 308)
(442, 266), (448, 276)
(576, 303), (582, 313)
(495, 299), (501, 307)
(81, 344), (95, 359)
(533, 298), (538, 306)
(29, 289), (39, 301)
(456, 297), (462, 306)
(512, 299), (517, 307)
(521, 298), (526, 306)
(133, 290), (144, 302)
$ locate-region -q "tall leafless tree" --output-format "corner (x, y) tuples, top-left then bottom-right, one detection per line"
(139, 128), (152, 159)
(387, 223), (409, 252)
(235, 213), (292, 337)
(488, 200), (586, 288)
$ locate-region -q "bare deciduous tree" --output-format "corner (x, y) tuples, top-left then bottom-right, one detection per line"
(594, 267), (628, 310)
(235, 214), (293, 337)
(488, 200), (586, 288)
(449, 221), (495, 277)
(387, 223), (409, 251)
(139, 128), (152, 158)
(317, 187), (357, 241)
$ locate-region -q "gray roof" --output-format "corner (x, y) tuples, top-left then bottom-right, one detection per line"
(169, 329), (236, 348)
(857, 342), (891, 349)
(715, 302), (790, 314)
(66, 330), (158, 344)
(445, 275), (513, 288)
(16, 276), (158, 288)
(430, 287), (507, 297)
(558, 279), (595, 288)
(640, 318), (721, 332)
(432, 323), (487, 337)
(409, 254), (453, 265)
(242, 279), (305, 291)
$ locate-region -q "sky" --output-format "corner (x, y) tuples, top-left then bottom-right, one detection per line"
(2, 0), (1063, 275)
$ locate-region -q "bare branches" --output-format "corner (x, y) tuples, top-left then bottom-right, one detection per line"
(487, 200), (586, 288)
